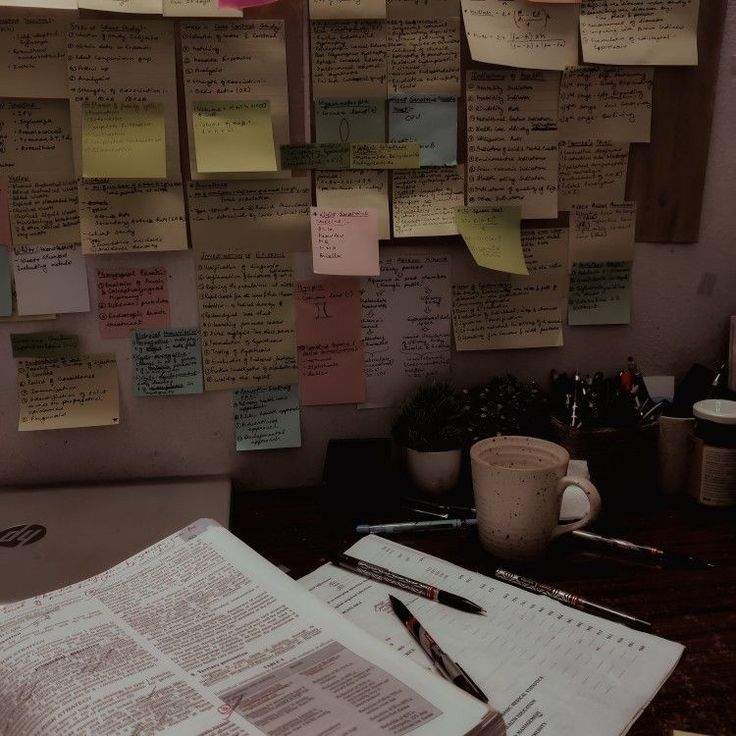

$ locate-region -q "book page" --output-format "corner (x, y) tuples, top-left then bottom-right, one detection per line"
(361, 251), (451, 408)
(580, 0), (699, 66)
(461, 0), (579, 70)
(0, 15), (69, 98)
(392, 165), (464, 238)
(467, 69), (559, 219)
(569, 201), (636, 263)
(132, 328), (204, 396)
(558, 140), (629, 210)
(387, 17), (461, 96)
(196, 249), (297, 391)
(311, 20), (388, 98)
(568, 260), (632, 325)
(233, 384), (301, 450)
(558, 66), (654, 143)
(301, 534), (684, 736)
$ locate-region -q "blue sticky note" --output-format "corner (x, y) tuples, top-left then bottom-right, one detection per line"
(0, 246), (11, 317)
(568, 261), (632, 326)
(388, 95), (457, 167)
(132, 328), (204, 396)
(233, 384), (301, 452)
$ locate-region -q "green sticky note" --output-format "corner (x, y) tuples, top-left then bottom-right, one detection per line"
(11, 332), (81, 359)
(568, 261), (632, 326)
(82, 102), (167, 179)
(456, 206), (527, 275)
(350, 142), (421, 169)
(280, 143), (351, 170)
(314, 97), (386, 144)
(192, 100), (277, 174)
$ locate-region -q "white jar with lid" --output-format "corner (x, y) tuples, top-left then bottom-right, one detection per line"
(688, 399), (736, 506)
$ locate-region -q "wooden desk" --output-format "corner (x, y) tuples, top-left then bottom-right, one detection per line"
(231, 489), (736, 736)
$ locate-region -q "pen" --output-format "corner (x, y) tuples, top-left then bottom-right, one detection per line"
(356, 519), (478, 534)
(388, 594), (488, 703)
(571, 530), (715, 569)
(331, 553), (486, 615)
(495, 569), (652, 632)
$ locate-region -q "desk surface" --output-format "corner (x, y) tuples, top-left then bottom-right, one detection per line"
(231, 488), (736, 736)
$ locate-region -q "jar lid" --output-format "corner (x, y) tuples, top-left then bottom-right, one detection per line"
(693, 399), (736, 425)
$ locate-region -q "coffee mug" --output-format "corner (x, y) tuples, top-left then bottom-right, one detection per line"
(470, 436), (601, 561)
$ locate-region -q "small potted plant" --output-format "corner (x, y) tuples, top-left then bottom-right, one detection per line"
(391, 381), (464, 496)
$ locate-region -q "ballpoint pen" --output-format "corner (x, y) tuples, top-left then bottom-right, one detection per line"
(388, 595), (488, 703)
(495, 569), (652, 631)
(356, 519), (478, 534)
(571, 530), (715, 569)
(331, 553), (485, 614)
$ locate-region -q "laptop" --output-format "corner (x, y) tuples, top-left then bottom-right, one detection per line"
(0, 475), (231, 603)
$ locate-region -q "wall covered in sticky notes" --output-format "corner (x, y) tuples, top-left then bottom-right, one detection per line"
(0, 0), (734, 491)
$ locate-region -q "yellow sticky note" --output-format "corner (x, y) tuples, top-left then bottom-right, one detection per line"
(82, 102), (166, 179)
(456, 206), (527, 275)
(350, 142), (420, 169)
(192, 100), (277, 174)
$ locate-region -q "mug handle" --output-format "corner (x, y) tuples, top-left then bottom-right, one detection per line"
(551, 476), (602, 539)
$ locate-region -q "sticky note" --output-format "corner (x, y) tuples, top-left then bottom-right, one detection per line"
(132, 328), (204, 396)
(388, 95), (457, 167)
(233, 384), (301, 451)
(568, 261), (632, 326)
(0, 180), (12, 246)
(280, 144), (351, 170)
(456, 207), (528, 275)
(192, 100), (277, 173)
(310, 207), (380, 276)
(0, 246), (11, 317)
(350, 142), (421, 169)
(82, 102), (167, 179)
(11, 332), (81, 359)
(314, 97), (386, 144)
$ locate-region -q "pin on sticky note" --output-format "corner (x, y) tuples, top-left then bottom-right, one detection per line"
(192, 100), (277, 174)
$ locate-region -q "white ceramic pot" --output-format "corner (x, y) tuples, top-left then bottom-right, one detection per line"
(405, 447), (462, 496)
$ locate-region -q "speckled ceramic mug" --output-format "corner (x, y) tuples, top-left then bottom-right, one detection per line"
(470, 436), (601, 561)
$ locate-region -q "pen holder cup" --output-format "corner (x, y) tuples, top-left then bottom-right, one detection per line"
(550, 418), (658, 514)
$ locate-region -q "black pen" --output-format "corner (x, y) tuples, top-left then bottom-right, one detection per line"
(572, 530), (715, 569)
(388, 595), (488, 703)
(331, 553), (485, 614)
(495, 569), (652, 632)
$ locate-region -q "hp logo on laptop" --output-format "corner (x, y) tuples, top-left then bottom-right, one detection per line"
(0, 524), (47, 547)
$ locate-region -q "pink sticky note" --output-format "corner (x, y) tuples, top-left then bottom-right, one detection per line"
(295, 276), (366, 406)
(0, 181), (12, 246)
(97, 267), (170, 339)
(218, 0), (277, 7)
(310, 207), (380, 276)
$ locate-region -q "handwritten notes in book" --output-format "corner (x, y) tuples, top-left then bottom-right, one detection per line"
(81, 103), (167, 179)
(188, 179), (312, 250)
(310, 207), (380, 276)
(0, 16), (69, 99)
(350, 142), (421, 169)
(466, 69), (559, 220)
(311, 21), (388, 98)
(568, 261), (632, 325)
(67, 22), (180, 180)
(570, 202), (636, 263)
(316, 171), (390, 240)
(0, 246), (12, 316)
(0, 100), (74, 176)
(310, 0), (386, 19)
(387, 18), (461, 96)
(78, 181), (188, 255)
(387, 0), (460, 18)
(192, 101), (277, 174)
(453, 228), (567, 350)
(8, 176), (79, 246)
(388, 96), (457, 167)
(17, 354), (119, 431)
(558, 141), (629, 210)
(460, 0), (579, 70)
(12, 244), (90, 315)
(96, 268), (170, 339)
(233, 385), (301, 451)
(580, 0), (699, 65)
(196, 249), (297, 391)
(392, 166), (464, 238)
(314, 98), (386, 145)
(361, 252), (451, 408)
(295, 276), (366, 405)
(456, 207), (528, 275)
(10, 332), (80, 359)
(559, 66), (654, 143)
(132, 328), (204, 396)
(181, 20), (288, 178)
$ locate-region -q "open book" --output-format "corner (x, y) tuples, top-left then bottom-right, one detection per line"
(300, 535), (685, 736)
(0, 520), (504, 736)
